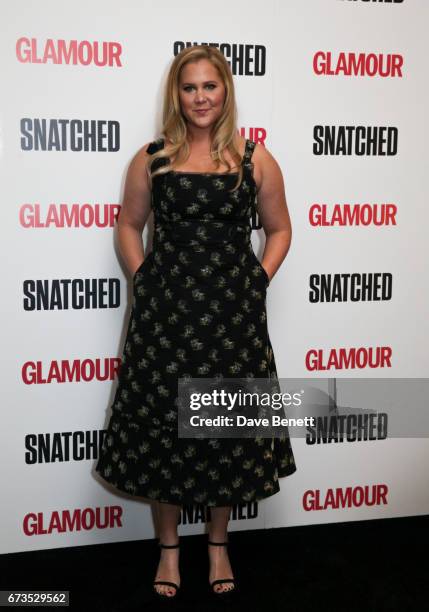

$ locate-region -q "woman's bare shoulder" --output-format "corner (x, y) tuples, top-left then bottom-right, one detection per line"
(253, 141), (282, 173)
(251, 141), (284, 192)
(122, 141), (159, 196)
(125, 140), (165, 178)
(133, 139), (161, 161)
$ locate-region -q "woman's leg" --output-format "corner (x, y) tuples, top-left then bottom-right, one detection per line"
(153, 501), (182, 596)
(208, 506), (235, 593)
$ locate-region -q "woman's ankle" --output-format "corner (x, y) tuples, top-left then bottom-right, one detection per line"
(208, 533), (228, 543)
(158, 534), (179, 546)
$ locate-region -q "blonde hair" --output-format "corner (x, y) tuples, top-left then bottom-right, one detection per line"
(147, 45), (243, 192)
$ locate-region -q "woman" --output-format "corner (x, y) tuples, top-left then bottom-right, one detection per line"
(95, 44), (296, 602)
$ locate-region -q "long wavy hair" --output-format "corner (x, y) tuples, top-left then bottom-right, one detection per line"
(146, 45), (243, 192)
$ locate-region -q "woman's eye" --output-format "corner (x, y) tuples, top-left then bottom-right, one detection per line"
(183, 85), (216, 92)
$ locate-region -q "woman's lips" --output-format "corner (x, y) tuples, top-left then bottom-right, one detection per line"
(194, 109), (209, 114)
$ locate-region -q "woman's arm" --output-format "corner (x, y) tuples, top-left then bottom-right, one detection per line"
(117, 143), (153, 276)
(253, 143), (292, 284)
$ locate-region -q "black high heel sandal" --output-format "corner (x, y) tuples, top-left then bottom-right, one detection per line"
(153, 541), (181, 602)
(208, 540), (237, 601)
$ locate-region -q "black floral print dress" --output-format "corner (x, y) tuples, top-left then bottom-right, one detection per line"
(95, 138), (296, 506)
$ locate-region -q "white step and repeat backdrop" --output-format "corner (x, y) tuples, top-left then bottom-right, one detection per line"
(1, 0), (428, 554)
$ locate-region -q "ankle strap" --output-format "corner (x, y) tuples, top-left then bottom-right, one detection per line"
(208, 540), (228, 546)
(159, 542), (180, 548)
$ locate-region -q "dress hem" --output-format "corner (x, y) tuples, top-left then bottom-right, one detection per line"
(95, 463), (297, 508)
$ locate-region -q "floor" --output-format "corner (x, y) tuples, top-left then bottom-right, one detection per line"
(1, 514), (427, 611)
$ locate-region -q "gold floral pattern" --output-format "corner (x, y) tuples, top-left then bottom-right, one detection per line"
(95, 139), (296, 506)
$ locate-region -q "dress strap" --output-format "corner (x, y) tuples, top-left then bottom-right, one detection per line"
(146, 137), (165, 155)
(241, 139), (258, 218)
(242, 138), (256, 167)
(146, 137), (167, 173)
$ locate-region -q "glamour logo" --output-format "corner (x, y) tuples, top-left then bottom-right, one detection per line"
(16, 38), (123, 67)
(308, 273), (393, 302)
(309, 203), (397, 227)
(20, 118), (120, 152)
(23, 506), (123, 536)
(19, 203), (120, 228)
(303, 484), (388, 511)
(22, 278), (121, 310)
(238, 126), (266, 144)
(174, 42), (266, 75)
(313, 125), (398, 156)
(25, 430), (107, 463)
(21, 358), (121, 384)
(313, 52), (403, 77)
(305, 347), (392, 371)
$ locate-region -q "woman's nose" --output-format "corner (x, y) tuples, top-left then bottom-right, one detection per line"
(195, 90), (207, 101)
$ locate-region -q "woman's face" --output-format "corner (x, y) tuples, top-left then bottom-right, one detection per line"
(178, 59), (226, 130)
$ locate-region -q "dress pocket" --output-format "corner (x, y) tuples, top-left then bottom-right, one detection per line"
(133, 252), (152, 281)
(249, 250), (270, 288)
